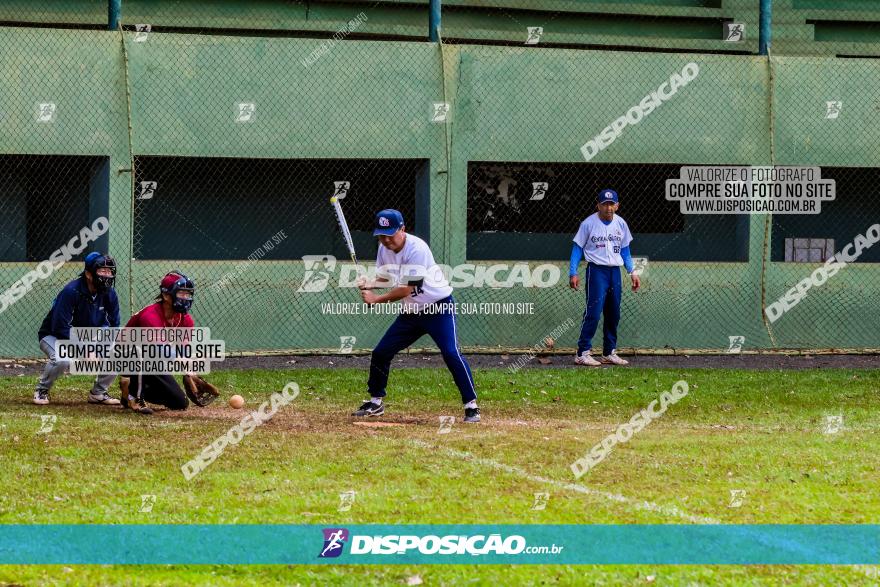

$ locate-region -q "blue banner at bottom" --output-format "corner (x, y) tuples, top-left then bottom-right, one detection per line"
(0, 525), (877, 564)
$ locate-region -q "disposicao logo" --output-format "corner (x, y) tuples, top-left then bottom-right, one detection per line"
(319, 528), (349, 558)
(319, 531), (532, 557)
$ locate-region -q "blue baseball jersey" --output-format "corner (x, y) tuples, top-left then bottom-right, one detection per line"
(38, 276), (120, 341)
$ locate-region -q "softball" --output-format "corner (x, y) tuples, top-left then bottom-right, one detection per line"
(229, 395), (245, 409)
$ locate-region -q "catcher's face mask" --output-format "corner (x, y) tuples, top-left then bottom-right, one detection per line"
(161, 272), (195, 314)
(84, 253), (117, 292)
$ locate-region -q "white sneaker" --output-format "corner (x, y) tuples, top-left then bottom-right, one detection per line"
(574, 352), (601, 366)
(601, 351), (629, 366)
(33, 390), (50, 405)
(88, 392), (121, 405)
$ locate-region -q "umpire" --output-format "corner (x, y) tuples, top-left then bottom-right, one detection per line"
(33, 252), (120, 405)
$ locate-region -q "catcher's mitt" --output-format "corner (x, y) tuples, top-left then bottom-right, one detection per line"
(183, 374), (220, 407)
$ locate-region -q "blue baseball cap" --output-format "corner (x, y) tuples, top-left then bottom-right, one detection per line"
(84, 251), (102, 269)
(597, 189), (619, 204)
(373, 209), (405, 236)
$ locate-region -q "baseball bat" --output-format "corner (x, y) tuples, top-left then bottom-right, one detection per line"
(330, 196), (358, 267)
(330, 196), (376, 290)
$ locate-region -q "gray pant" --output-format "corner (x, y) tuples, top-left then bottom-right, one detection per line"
(36, 335), (116, 395)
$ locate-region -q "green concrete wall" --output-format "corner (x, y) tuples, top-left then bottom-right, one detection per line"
(0, 24), (879, 357)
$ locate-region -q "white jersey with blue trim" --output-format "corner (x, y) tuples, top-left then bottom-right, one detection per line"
(376, 234), (453, 310)
(573, 213), (633, 267)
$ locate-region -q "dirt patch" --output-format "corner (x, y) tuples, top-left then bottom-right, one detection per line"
(5, 353), (878, 377)
(352, 421), (406, 428)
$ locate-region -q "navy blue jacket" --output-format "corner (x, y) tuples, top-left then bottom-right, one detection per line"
(38, 276), (120, 341)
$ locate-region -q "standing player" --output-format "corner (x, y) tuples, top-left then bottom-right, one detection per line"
(353, 209), (480, 423)
(569, 189), (640, 366)
(119, 271), (195, 415)
(33, 252), (120, 405)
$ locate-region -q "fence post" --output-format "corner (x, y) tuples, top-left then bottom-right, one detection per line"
(429, 0), (441, 42)
(109, 0), (121, 30)
(759, 0), (771, 55)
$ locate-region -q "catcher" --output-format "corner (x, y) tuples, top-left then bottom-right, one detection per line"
(119, 271), (219, 415)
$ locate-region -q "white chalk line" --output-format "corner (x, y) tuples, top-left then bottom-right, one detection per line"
(410, 438), (718, 524)
(410, 438), (879, 578)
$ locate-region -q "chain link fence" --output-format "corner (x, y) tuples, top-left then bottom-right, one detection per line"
(1, 1), (879, 358)
(763, 1), (880, 350)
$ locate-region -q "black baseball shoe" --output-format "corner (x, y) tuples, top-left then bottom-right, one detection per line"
(352, 400), (384, 417)
(135, 396), (154, 415)
(464, 407), (481, 423)
(123, 394), (154, 415)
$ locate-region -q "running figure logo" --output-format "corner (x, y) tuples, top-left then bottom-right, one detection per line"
(236, 102), (256, 122)
(431, 102), (450, 123)
(825, 101), (842, 119)
(525, 27), (544, 45)
(727, 335), (745, 354)
(319, 528), (349, 558)
(297, 255), (337, 293)
(36, 103), (57, 122)
(339, 336), (356, 354)
(333, 181), (350, 200)
(530, 182), (548, 201)
(724, 23), (744, 42)
(138, 181), (157, 200)
(134, 24), (152, 42)
(37, 414), (57, 434)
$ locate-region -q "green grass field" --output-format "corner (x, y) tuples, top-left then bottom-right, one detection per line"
(1, 365), (879, 585)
